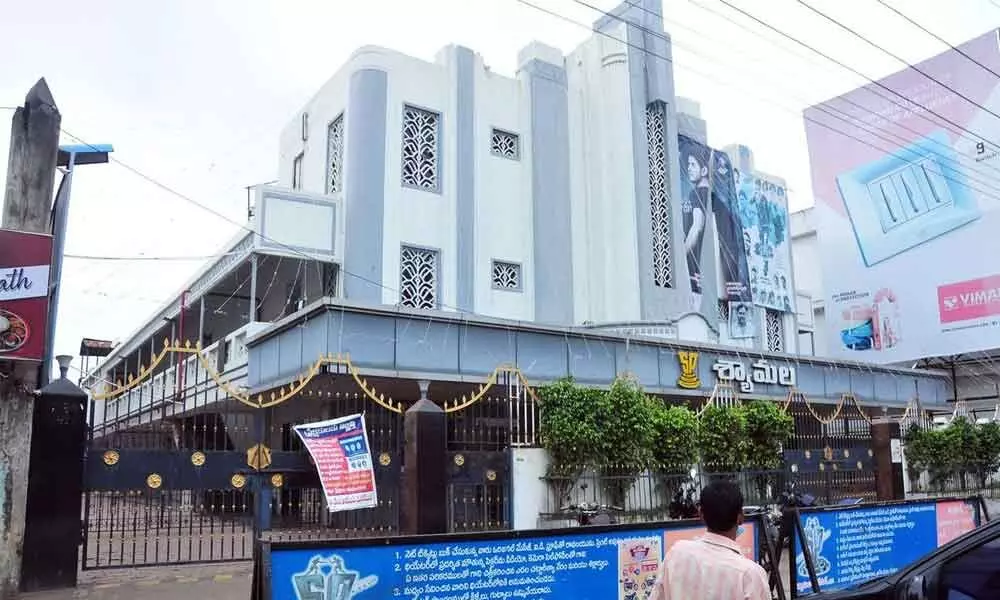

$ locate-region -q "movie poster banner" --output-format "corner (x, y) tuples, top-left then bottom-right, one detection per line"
(677, 135), (751, 321)
(293, 414), (378, 512)
(803, 29), (1000, 363)
(733, 169), (795, 314)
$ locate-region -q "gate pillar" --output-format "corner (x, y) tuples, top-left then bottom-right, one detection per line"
(402, 380), (447, 535)
(20, 356), (87, 593)
(872, 416), (904, 501)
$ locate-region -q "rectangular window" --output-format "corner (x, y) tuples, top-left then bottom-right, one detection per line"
(326, 115), (345, 194)
(717, 299), (730, 323)
(647, 101), (673, 288)
(323, 263), (340, 297)
(765, 309), (785, 352)
(491, 260), (522, 291)
(399, 245), (439, 309)
(401, 105), (440, 192)
(292, 152), (304, 190)
(490, 129), (520, 160)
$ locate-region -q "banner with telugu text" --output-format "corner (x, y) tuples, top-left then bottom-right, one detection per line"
(293, 414), (378, 513)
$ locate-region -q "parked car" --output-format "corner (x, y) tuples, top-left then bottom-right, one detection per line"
(808, 517), (1000, 599)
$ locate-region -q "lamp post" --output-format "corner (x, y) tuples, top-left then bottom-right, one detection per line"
(42, 144), (114, 385)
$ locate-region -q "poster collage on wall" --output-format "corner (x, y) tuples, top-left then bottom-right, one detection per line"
(676, 135), (796, 339)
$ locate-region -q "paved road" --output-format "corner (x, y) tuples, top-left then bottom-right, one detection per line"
(18, 563), (252, 600)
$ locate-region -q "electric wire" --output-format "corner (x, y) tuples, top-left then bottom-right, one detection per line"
(518, 0), (1000, 212)
(796, 0), (1000, 128)
(712, 0), (1000, 151)
(65, 251), (243, 261)
(874, 0), (1000, 82)
(42, 8), (959, 395)
(540, 0), (1000, 391)
(623, 0), (1000, 197)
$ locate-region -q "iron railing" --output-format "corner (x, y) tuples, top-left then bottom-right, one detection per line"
(538, 466), (787, 524)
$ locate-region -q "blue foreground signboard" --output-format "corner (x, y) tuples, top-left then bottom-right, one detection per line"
(791, 497), (984, 597)
(262, 517), (763, 600)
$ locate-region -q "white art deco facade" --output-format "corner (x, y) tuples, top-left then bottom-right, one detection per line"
(88, 0), (815, 397)
(275, 0), (808, 353)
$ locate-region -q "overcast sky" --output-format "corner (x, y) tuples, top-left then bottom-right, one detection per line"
(0, 0), (995, 372)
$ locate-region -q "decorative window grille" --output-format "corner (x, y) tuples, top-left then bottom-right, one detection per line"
(326, 115), (345, 194)
(765, 309), (784, 352)
(399, 246), (438, 309)
(292, 152), (304, 190)
(490, 129), (520, 160)
(717, 299), (730, 323)
(646, 101), (673, 287)
(491, 260), (522, 291)
(401, 105), (440, 192)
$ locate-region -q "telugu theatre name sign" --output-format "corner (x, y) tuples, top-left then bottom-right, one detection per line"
(713, 358), (796, 394)
(0, 229), (53, 362)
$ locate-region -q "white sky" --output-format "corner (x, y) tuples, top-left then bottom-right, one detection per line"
(0, 0), (996, 368)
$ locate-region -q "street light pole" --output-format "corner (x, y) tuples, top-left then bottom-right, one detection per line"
(43, 144), (113, 385)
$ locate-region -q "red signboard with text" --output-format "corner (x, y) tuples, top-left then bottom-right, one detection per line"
(0, 229), (53, 362)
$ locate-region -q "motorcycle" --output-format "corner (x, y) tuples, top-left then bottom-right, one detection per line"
(776, 480), (817, 548)
(668, 482), (700, 520)
(558, 502), (623, 526)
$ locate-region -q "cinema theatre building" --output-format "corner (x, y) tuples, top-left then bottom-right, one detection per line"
(78, 0), (948, 572)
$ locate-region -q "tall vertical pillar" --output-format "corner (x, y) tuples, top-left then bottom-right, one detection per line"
(0, 79), (61, 598)
(401, 380), (447, 534)
(872, 417), (904, 501)
(518, 45), (574, 325)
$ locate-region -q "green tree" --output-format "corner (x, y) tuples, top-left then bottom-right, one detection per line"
(537, 377), (602, 476)
(905, 423), (960, 489)
(742, 400), (794, 469)
(650, 403), (699, 472)
(698, 404), (747, 473)
(974, 421), (1000, 488)
(596, 377), (658, 505)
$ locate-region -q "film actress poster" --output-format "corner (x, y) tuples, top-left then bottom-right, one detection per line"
(734, 170), (795, 314)
(804, 29), (1000, 363)
(677, 135), (726, 315)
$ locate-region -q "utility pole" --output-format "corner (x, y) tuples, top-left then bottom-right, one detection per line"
(0, 79), (61, 598)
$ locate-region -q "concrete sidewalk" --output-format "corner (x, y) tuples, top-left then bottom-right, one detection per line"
(18, 563), (252, 600)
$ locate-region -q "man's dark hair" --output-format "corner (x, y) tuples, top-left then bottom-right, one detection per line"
(700, 480), (744, 533)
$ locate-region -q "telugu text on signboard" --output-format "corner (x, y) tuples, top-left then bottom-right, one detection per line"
(293, 414), (378, 513)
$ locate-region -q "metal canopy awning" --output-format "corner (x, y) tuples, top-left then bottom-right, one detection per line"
(244, 299), (953, 407)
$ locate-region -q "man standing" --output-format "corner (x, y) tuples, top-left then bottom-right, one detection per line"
(650, 481), (770, 600)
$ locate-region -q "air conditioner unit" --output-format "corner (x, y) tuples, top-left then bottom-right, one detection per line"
(835, 130), (980, 267)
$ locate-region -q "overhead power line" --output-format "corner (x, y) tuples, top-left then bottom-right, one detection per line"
(797, 0), (1000, 127)
(593, 0), (1000, 202)
(65, 251), (242, 262)
(874, 0), (1000, 82)
(713, 0), (1000, 152)
(516, 0), (1000, 210)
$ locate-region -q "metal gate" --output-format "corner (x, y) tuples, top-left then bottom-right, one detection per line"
(81, 353), (403, 569)
(446, 392), (512, 533)
(783, 394), (878, 503)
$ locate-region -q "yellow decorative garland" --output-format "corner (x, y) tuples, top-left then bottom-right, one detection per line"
(86, 341), (539, 414)
(89, 339), (178, 400)
(88, 342), (880, 426)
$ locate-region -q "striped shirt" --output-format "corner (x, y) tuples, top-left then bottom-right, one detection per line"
(649, 532), (771, 600)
